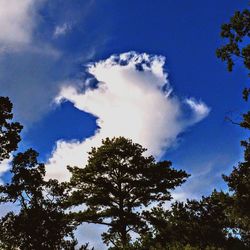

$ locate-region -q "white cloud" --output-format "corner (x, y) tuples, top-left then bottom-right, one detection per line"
(0, 0), (42, 51)
(53, 23), (71, 38)
(45, 52), (210, 181)
(0, 157), (12, 184)
(185, 98), (210, 124)
(75, 224), (106, 249)
(0, 1), (100, 127)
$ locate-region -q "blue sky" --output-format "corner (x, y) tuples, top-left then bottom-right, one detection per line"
(0, 0), (249, 248)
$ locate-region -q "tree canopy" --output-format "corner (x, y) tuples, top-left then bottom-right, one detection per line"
(0, 149), (79, 249)
(139, 191), (245, 250)
(216, 5), (250, 248)
(216, 9), (250, 73)
(0, 97), (22, 162)
(66, 137), (189, 248)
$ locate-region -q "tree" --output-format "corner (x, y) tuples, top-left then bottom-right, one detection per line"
(222, 140), (250, 246)
(216, 4), (250, 248)
(216, 8), (250, 72)
(66, 137), (189, 248)
(0, 149), (80, 250)
(0, 97), (22, 162)
(140, 191), (245, 250)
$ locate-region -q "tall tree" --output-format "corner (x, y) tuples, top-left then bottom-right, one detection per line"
(0, 149), (80, 250)
(66, 137), (189, 249)
(217, 4), (250, 248)
(0, 97), (22, 162)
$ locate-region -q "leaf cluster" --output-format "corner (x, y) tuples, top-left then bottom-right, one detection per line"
(216, 9), (250, 73)
(0, 97), (22, 162)
(66, 137), (189, 248)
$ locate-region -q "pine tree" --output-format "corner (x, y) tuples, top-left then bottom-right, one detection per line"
(0, 97), (22, 162)
(217, 4), (250, 248)
(0, 149), (79, 249)
(66, 137), (189, 248)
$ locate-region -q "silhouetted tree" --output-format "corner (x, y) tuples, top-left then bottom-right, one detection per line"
(0, 149), (80, 250)
(66, 137), (189, 248)
(216, 8), (250, 72)
(216, 4), (250, 248)
(139, 191), (245, 250)
(222, 141), (250, 247)
(0, 97), (22, 162)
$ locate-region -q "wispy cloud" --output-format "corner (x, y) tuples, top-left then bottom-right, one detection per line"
(171, 154), (232, 203)
(75, 224), (106, 249)
(0, 0), (101, 126)
(53, 23), (72, 38)
(45, 52), (210, 181)
(0, 0), (44, 52)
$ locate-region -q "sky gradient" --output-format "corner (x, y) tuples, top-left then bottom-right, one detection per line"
(0, 0), (249, 248)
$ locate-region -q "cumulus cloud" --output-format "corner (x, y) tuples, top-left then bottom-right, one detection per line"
(0, 0), (43, 51)
(45, 52), (210, 181)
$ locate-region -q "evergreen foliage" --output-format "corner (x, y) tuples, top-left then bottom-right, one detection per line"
(0, 97), (22, 162)
(139, 191), (245, 250)
(66, 137), (189, 248)
(216, 4), (250, 248)
(0, 149), (79, 249)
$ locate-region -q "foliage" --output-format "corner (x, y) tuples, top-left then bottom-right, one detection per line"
(0, 149), (79, 250)
(138, 191), (245, 250)
(0, 97), (22, 162)
(216, 7), (250, 102)
(66, 137), (189, 248)
(222, 139), (250, 247)
(216, 8), (250, 72)
(216, 4), (250, 249)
